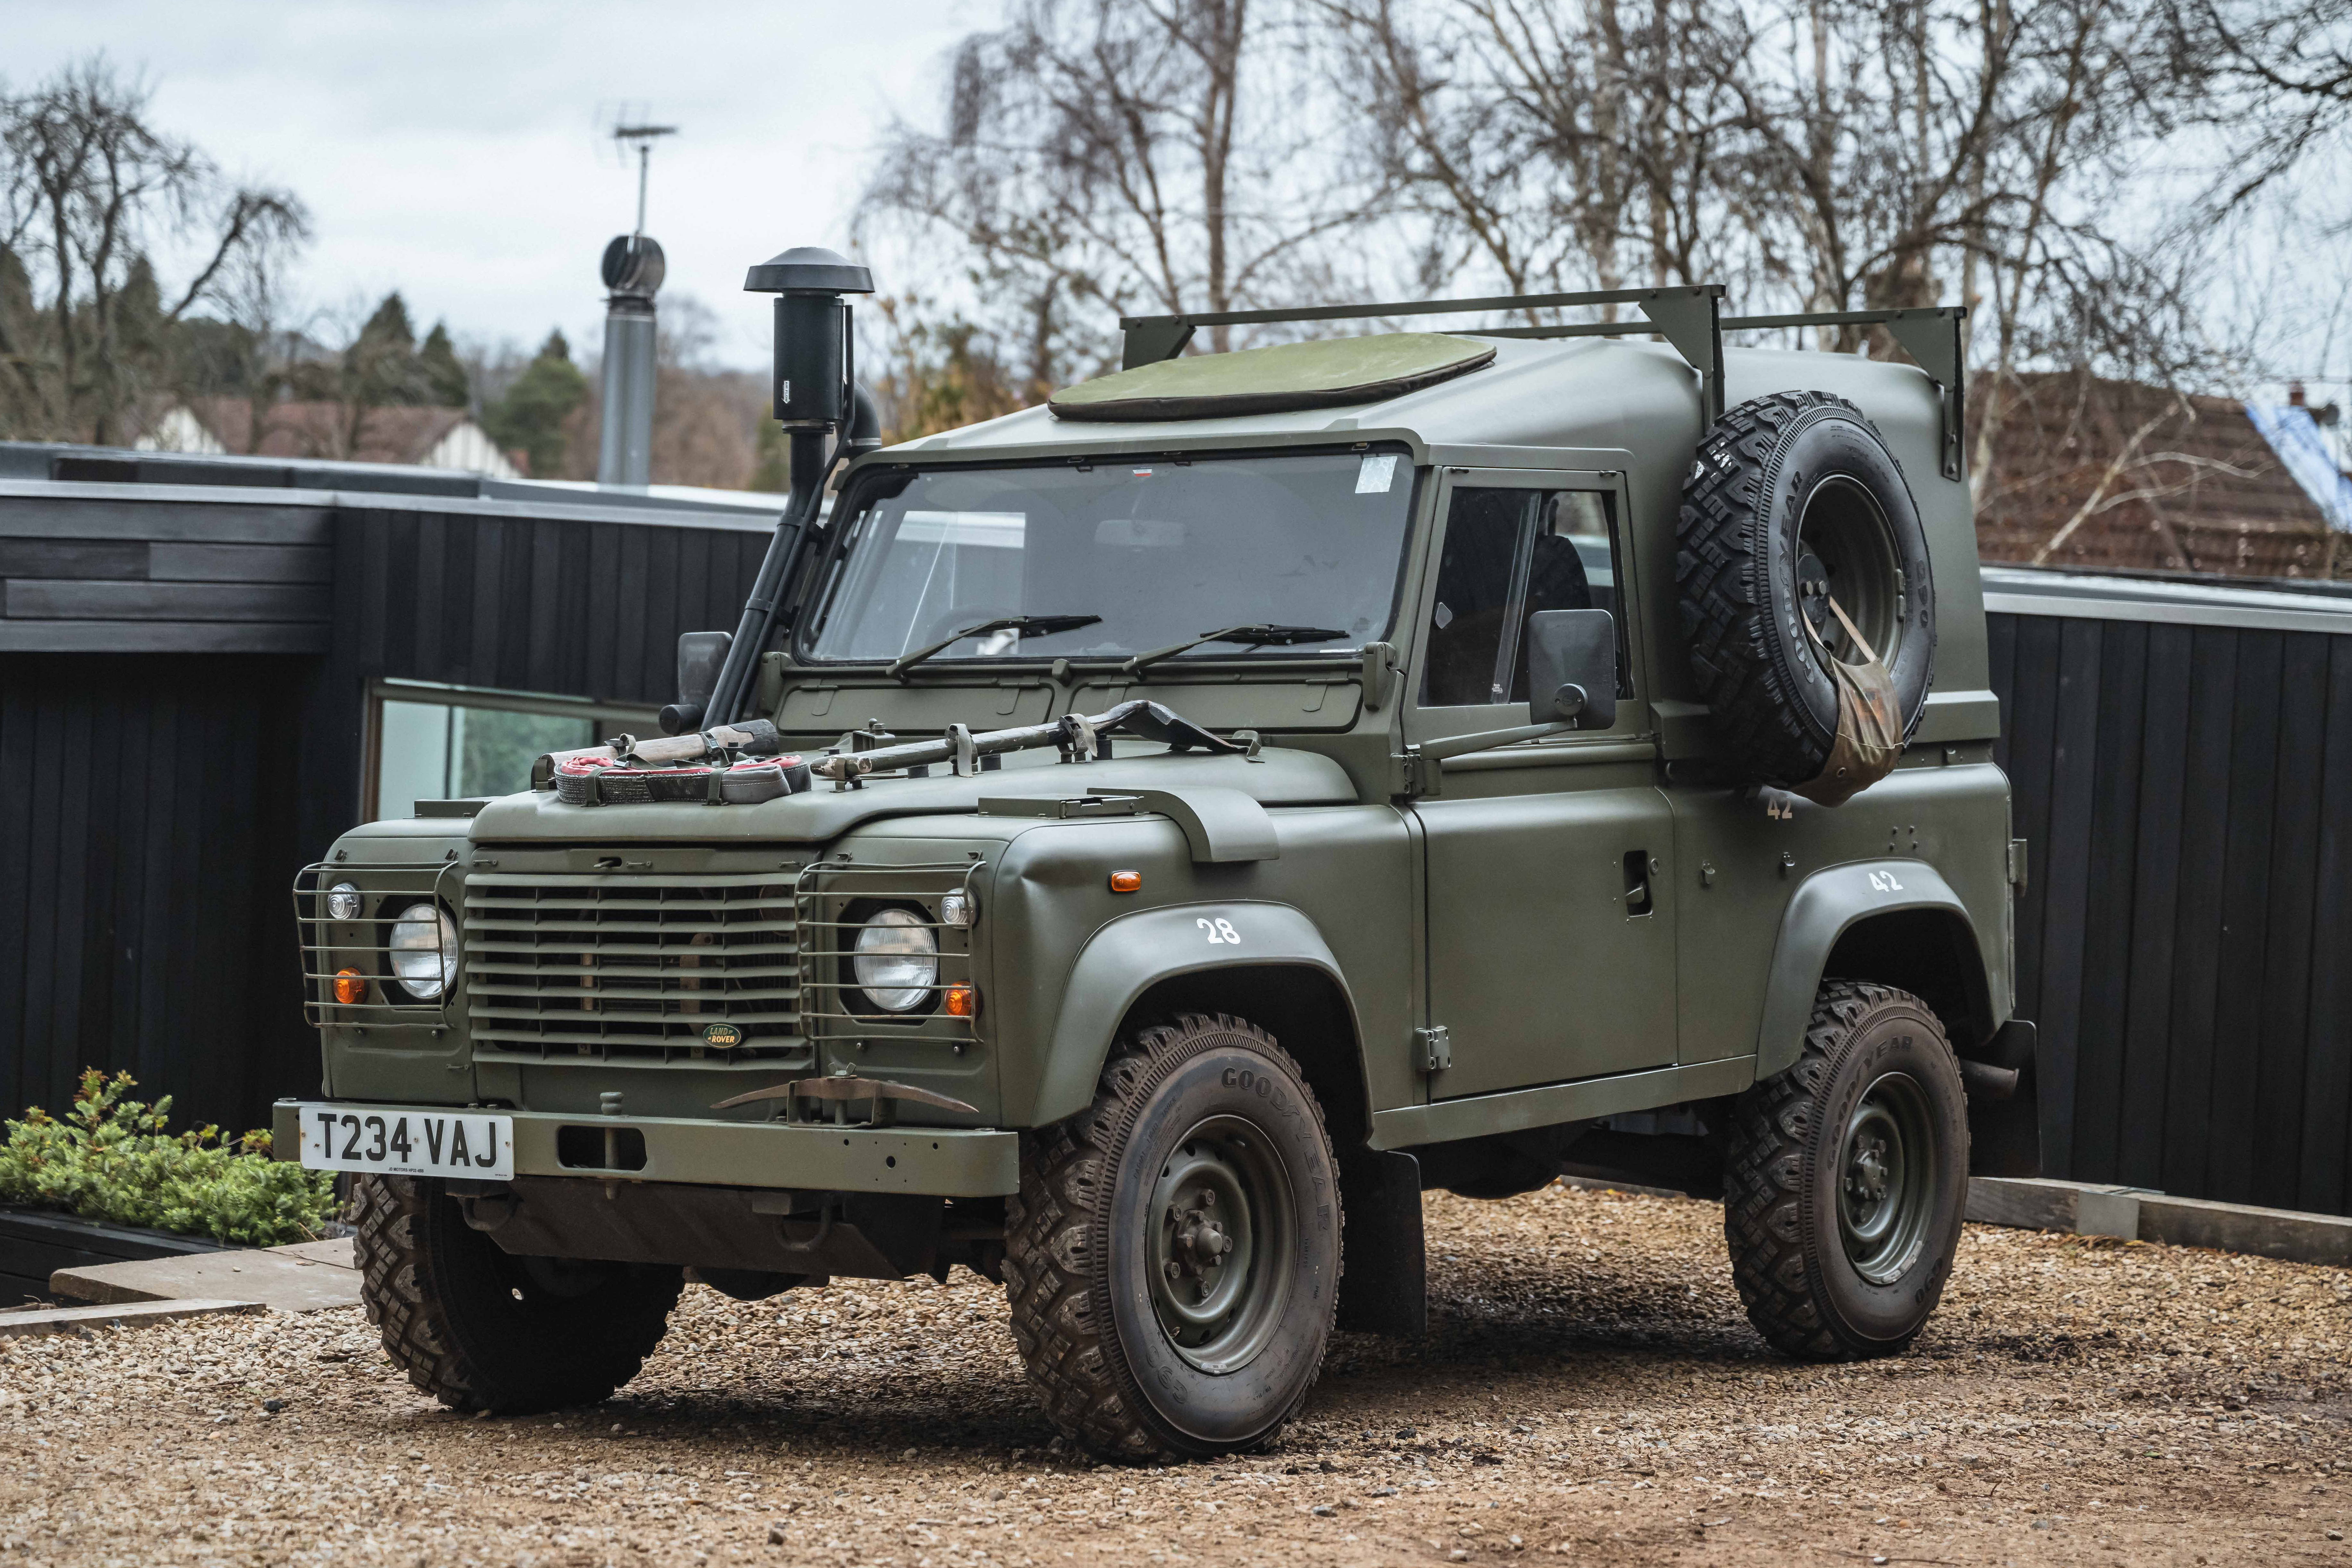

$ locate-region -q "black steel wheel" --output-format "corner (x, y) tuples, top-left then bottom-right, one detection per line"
(1723, 981), (1969, 1360)
(1837, 1070), (1939, 1284)
(1147, 1116), (1299, 1372)
(1004, 1012), (1340, 1462)
(354, 1174), (682, 1414)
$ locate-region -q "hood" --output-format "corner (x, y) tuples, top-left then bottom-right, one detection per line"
(465, 743), (1357, 845)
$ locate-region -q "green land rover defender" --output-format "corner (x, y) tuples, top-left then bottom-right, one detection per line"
(279, 249), (2038, 1462)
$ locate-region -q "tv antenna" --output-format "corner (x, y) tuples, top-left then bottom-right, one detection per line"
(612, 121), (679, 236)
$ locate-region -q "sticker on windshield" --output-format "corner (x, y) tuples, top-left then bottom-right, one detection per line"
(1356, 453), (1399, 494)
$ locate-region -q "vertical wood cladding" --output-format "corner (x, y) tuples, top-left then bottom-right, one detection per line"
(1993, 611), (2352, 1216)
(330, 507), (769, 703)
(0, 652), (318, 1135)
(1, 500), (770, 1136)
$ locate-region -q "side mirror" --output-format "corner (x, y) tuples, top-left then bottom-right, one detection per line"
(659, 630), (734, 735)
(1525, 609), (1618, 729)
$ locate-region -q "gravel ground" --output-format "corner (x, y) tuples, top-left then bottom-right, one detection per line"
(6, 1182), (2352, 1567)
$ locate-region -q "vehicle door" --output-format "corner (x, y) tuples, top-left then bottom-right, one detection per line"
(1404, 466), (1677, 1100)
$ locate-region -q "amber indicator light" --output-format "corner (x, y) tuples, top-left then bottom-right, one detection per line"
(1109, 870), (1142, 893)
(944, 982), (977, 1018)
(333, 968), (366, 1005)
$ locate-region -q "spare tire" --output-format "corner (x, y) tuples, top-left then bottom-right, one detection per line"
(1677, 391), (1936, 788)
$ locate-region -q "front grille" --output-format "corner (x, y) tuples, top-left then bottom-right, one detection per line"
(464, 872), (806, 1061)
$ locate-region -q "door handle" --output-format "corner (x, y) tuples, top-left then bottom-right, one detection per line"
(1622, 849), (1654, 917)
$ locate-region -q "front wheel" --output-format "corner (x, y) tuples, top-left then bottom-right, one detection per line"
(1723, 981), (1968, 1359)
(1003, 1013), (1341, 1462)
(354, 1175), (683, 1413)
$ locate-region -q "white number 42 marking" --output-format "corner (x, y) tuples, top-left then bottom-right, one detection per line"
(1867, 870), (1906, 893)
(1197, 916), (1242, 945)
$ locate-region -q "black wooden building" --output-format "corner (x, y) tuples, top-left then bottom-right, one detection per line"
(4, 442), (2351, 1220)
(0, 444), (773, 1134)
(1986, 566), (2352, 1218)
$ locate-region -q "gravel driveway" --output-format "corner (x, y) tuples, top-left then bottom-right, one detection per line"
(4, 1182), (2349, 1566)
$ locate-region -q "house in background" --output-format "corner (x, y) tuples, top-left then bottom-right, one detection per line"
(136, 396), (523, 480)
(1973, 372), (2351, 581)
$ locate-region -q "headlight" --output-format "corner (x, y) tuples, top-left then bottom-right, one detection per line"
(326, 882), (362, 921)
(388, 902), (458, 1001)
(852, 908), (938, 1012)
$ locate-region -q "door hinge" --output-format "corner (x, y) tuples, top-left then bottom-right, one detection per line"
(1414, 1025), (1453, 1074)
(2008, 838), (2029, 891)
(1397, 748), (1441, 798)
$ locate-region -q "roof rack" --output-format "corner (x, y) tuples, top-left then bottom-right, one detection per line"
(1119, 291), (1971, 482)
(1722, 305), (1969, 481)
(1120, 285), (1729, 421)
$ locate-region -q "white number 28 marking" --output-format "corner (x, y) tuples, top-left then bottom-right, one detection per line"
(1197, 916), (1242, 945)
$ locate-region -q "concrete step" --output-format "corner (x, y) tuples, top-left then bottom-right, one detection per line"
(1968, 1177), (2352, 1266)
(49, 1237), (360, 1314)
(0, 1298), (263, 1338)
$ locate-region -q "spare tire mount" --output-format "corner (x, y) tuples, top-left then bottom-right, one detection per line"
(1677, 390), (1937, 791)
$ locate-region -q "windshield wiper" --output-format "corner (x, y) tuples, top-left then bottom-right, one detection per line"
(886, 614), (1102, 680)
(1121, 623), (1351, 677)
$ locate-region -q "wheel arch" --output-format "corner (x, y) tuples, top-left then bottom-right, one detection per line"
(1755, 859), (1997, 1079)
(1017, 902), (1369, 1143)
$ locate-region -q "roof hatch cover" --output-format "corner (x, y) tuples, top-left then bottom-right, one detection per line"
(1048, 332), (1496, 422)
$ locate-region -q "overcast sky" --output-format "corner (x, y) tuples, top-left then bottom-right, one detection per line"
(10, 0), (984, 367)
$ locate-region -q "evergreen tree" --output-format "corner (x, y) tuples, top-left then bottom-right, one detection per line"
(356, 293), (415, 353)
(482, 330), (587, 478)
(418, 322), (469, 408)
(346, 292), (428, 406)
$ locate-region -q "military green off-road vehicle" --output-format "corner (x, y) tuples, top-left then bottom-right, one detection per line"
(280, 250), (2037, 1462)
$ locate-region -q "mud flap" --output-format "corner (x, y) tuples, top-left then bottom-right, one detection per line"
(1964, 1018), (2041, 1178)
(1335, 1147), (1425, 1337)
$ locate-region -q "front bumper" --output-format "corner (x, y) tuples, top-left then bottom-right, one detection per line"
(272, 1099), (1019, 1197)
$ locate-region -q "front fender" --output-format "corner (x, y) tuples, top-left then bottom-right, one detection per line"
(1754, 858), (1981, 1079)
(1021, 901), (1360, 1127)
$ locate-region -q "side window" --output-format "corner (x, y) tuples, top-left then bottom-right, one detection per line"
(1421, 488), (1532, 706)
(1422, 485), (1627, 708)
(1508, 491), (1625, 702)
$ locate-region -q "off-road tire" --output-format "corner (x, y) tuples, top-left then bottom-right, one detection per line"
(1724, 981), (1968, 1360)
(1003, 1013), (1341, 1463)
(354, 1174), (683, 1414)
(1677, 391), (1937, 787)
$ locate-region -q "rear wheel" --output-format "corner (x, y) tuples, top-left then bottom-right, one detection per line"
(1722, 981), (1968, 1359)
(354, 1174), (682, 1413)
(1003, 1013), (1340, 1462)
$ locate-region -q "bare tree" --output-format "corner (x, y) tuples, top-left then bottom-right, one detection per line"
(864, 293), (1029, 442)
(860, 0), (1380, 389)
(2163, 0), (2352, 217)
(0, 56), (306, 443)
(1317, 0), (1756, 310)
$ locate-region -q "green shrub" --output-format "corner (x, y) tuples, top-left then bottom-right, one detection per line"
(0, 1070), (337, 1246)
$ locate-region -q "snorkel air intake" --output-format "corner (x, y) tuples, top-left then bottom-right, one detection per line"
(665, 246), (878, 734)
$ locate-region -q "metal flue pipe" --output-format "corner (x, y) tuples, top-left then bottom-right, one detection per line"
(595, 234), (665, 487)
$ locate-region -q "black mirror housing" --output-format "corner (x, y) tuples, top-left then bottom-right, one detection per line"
(659, 630), (734, 734)
(1525, 609), (1618, 729)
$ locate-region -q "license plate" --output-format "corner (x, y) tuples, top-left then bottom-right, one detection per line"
(294, 1104), (514, 1180)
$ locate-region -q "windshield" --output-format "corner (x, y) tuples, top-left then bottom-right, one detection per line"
(803, 449), (1416, 665)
